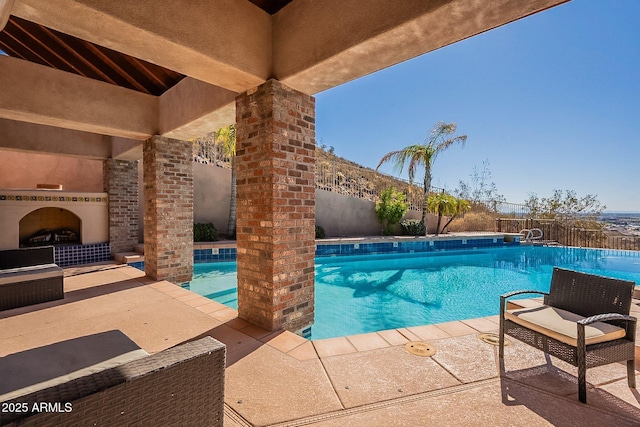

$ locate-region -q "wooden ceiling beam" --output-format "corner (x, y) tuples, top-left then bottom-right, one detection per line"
(39, 25), (121, 87)
(11, 18), (85, 75)
(82, 42), (150, 94)
(1, 23), (57, 67)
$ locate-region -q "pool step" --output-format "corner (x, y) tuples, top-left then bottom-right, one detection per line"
(114, 252), (144, 264)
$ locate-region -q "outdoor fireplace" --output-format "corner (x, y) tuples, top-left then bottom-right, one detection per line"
(0, 189), (108, 251)
(20, 207), (81, 246)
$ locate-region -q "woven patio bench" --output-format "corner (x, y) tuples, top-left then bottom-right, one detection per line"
(0, 246), (63, 311)
(499, 267), (637, 403)
(0, 331), (226, 426)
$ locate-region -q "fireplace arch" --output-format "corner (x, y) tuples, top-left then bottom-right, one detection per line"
(19, 207), (81, 246)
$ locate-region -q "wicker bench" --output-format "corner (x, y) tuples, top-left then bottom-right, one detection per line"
(499, 267), (637, 403)
(0, 331), (226, 426)
(0, 246), (63, 311)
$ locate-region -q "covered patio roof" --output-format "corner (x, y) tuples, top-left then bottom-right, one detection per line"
(0, 0), (568, 156)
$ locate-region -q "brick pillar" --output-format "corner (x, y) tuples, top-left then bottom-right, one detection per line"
(235, 79), (316, 335)
(103, 159), (138, 255)
(143, 136), (193, 283)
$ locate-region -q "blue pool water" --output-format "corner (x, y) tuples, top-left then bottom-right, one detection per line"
(186, 246), (640, 340)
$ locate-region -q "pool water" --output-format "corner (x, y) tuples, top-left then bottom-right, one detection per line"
(186, 246), (640, 340)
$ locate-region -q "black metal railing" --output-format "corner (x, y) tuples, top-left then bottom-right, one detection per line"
(496, 218), (640, 251)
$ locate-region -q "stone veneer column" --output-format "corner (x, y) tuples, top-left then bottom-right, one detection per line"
(235, 79), (316, 335)
(143, 136), (193, 283)
(103, 159), (138, 255)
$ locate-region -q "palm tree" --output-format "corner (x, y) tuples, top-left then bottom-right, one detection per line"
(376, 121), (467, 233)
(427, 193), (471, 235)
(427, 192), (455, 236)
(215, 125), (236, 238)
(440, 197), (471, 233)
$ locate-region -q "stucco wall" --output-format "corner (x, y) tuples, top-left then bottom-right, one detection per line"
(316, 189), (438, 237)
(0, 152), (439, 242)
(0, 149), (103, 192)
(193, 163), (232, 233)
(189, 164), (438, 238)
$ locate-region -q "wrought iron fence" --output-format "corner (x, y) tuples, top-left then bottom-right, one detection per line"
(194, 140), (443, 211)
(495, 218), (640, 251)
(191, 139), (640, 252)
(315, 149), (444, 211)
(492, 201), (531, 218)
(191, 134), (232, 168)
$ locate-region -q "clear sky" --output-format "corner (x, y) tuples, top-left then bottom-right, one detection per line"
(315, 0), (640, 212)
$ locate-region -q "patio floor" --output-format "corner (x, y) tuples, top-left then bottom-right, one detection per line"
(1, 263), (639, 426)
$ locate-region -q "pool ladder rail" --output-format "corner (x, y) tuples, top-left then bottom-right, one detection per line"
(519, 228), (543, 243)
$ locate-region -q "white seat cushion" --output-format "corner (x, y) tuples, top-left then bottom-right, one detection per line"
(505, 305), (626, 347)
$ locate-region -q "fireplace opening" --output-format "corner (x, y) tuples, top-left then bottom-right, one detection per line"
(19, 207), (81, 247)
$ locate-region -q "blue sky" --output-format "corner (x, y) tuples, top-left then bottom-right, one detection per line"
(316, 0), (640, 212)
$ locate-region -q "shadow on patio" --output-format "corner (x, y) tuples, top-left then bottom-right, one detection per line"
(1, 264), (639, 426)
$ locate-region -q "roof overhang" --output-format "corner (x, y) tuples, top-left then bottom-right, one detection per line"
(0, 0), (569, 156)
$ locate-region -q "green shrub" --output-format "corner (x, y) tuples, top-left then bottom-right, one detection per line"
(400, 219), (426, 236)
(194, 223), (218, 242)
(315, 225), (326, 239)
(375, 187), (409, 235)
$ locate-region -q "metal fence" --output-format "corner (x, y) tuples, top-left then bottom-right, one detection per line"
(492, 201), (531, 218)
(315, 149), (445, 211)
(191, 139), (640, 252)
(191, 134), (232, 168)
(496, 218), (640, 251)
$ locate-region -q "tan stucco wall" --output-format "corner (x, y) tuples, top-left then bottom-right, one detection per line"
(136, 162), (232, 241)
(193, 163), (232, 234)
(0, 153), (446, 245)
(188, 164), (437, 238)
(316, 189), (438, 237)
(0, 150), (103, 192)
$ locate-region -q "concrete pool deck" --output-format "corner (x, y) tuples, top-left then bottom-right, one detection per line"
(1, 263), (640, 426)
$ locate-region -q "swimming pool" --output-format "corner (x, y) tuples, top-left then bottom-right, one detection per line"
(186, 246), (640, 340)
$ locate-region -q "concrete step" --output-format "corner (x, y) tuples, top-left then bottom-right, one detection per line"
(114, 252), (144, 264)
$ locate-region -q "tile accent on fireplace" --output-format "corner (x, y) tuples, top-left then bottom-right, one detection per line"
(54, 243), (111, 267)
(0, 194), (107, 203)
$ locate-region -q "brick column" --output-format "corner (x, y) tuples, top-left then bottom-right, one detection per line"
(235, 79), (316, 336)
(143, 136), (193, 283)
(103, 159), (138, 255)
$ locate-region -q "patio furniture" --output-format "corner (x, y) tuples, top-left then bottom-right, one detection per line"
(0, 331), (226, 426)
(499, 267), (637, 403)
(0, 246), (64, 311)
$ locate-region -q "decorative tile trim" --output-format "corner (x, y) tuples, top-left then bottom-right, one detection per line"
(0, 194), (107, 203)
